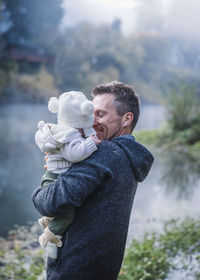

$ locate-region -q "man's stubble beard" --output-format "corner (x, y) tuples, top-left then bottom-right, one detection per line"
(95, 125), (108, 141)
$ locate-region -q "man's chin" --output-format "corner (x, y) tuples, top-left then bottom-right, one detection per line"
(94, 129), (107, 140)
(93, 126), (108, 140)
(96, 131), (105, 141)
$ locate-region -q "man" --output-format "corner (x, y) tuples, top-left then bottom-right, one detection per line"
(32, 81), (154, 280)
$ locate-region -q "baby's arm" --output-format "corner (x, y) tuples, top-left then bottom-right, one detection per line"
(48, 209), (75, 235)
(60, 135), (101, 163)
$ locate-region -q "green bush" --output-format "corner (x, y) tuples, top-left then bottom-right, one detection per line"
(0, 250), (45, 280)
(159, 218), (200, 257)
(134, 83), (200, 150)
(119, 234), (170, 280)
(165, 84), (200, 132)
(1, 218), (200, 279)
(189, 141), (200, 161)
(16, 67), (59, 102)
(119, 217), (200, 280)
(133, 127), (173, 147)
(133, 129), (161, 145)
(0, 60), (19, 102)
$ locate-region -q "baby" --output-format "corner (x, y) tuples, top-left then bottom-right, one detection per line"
(35, 91), (100, 259)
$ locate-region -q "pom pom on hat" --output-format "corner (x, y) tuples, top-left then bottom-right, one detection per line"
(48, 97), (59, 113)
(81, 101), (94, 116)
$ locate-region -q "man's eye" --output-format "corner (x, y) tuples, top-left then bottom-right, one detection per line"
(98, 112), (104, 117)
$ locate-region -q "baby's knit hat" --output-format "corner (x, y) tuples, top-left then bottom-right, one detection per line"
(48, 91), (95, 136)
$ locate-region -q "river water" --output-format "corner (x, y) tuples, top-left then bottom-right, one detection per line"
(0, 103), (199, 240)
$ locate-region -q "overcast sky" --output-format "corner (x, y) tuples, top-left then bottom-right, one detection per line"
(61, 0), (200, 41)
(61, 0), (138, 35)
(61, 0), (172, 35)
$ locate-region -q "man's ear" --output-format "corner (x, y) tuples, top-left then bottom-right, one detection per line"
(122, 112), (134, 128)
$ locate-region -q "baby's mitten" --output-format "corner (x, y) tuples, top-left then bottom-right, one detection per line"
(44, 142), (58, 151)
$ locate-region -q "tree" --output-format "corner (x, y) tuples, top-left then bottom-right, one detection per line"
(164, 83), (200, 145)
(54, 23), (128, 93)
(3, 0), (63, 50)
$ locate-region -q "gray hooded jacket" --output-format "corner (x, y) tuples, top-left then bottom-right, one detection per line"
(32, 135), (154, 280)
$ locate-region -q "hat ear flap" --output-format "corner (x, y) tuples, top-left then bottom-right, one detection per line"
(38, 120), (45, 130)
(48, 97), (59, 113)
(81, 101), (94, 116)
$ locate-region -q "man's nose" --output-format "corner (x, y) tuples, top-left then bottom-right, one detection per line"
(93, 114), (101, 126)
(93, 117), (98, 126)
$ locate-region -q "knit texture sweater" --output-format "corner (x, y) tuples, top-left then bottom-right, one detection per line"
(35, 123), (97, 173)
(32, 135), (154, 280)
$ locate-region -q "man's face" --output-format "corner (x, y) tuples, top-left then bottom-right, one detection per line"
(93, 94), (124, 140)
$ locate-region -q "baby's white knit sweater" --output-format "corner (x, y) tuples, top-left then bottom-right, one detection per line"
(35, 123), (97, 174)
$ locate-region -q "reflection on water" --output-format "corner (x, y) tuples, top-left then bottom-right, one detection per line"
(160, 149), (200, 199)
(0, 104), (199, 239)
(129, 148), (200, 240)
(0, 104), (56, 237)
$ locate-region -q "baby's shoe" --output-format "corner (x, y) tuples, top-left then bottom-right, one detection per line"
(45, 241), (58, 259)
(45, 235), (62, 260)
(38, 216), (54, 230)
(39, 227), (62, 249)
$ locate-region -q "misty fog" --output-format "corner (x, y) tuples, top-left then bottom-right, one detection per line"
(61, 0), (200, 42)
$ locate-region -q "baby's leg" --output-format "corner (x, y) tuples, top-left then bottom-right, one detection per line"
(43, 207), (75, 259)
(41, 170), (58, 187)
(48, 207), (75, 235)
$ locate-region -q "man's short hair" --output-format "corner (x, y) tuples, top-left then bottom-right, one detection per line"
(92, 81), (140, 130)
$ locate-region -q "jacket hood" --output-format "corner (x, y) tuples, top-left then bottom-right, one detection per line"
(112, 135), (154, 182)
